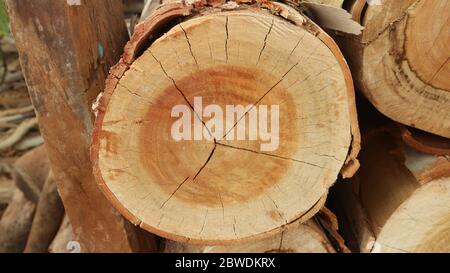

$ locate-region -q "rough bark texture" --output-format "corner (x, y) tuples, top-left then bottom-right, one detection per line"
(6, 0), (155, 252)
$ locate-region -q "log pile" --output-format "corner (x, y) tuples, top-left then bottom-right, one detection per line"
(330, 128), (450, 253)
(0, 0), (448, 253)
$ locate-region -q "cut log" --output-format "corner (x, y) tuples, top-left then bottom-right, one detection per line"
(338, 0), (450, 137)
(163, 219), (337, 253)
(92, 1), (360, 244)
(330, 129), (450, 253)
(7, 0), (156, 252)
(24, 172), (65, 253)
(0, 189), (36, 253)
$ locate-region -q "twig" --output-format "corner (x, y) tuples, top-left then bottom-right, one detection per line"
(0, 118), (38, 151)
(14, 134), (43, 151)
(0, 105), (34, 117)
(0, 111), (35, 124)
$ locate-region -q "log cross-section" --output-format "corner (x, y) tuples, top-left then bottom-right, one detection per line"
(92, 2), (360, 244)
(341, 0), (450, 137)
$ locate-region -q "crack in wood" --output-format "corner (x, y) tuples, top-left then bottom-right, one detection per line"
(225, 16), (229, 62)
(217, 140), (323, 169)
(179, 24), (199, 68)
(278, 230), (285, 251)
(160, 176), (190, 209)
(222, 61), (299, 139)
(193, 143), (217, 181)
(149, 50), (214, 139)
(257, 19), (275, 63)
(266, 194), (288, 224)
(361, 0), (421, 47)
(198, 209), (208, 235)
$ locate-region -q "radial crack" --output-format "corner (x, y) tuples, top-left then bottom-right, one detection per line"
(179, 24), (199, 68)
(222, 61), (299, 139)
(193, 143), (217, 180)
(266, 194), (288, 224)
(217, 142), (323, 168)
(225, 16), (229, 62)
(278, 230), (285, 251)
(258, 19), (275, 63)
(149, 50), (214, 140)
(160, 176), (190, 209)
(199, 209), (208, 235)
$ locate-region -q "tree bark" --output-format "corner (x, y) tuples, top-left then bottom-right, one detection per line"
(339, 0), (450, 138)
(91, 1), (360, 244)
(6, 0), (155, 252)
(330, 128), (450, 253)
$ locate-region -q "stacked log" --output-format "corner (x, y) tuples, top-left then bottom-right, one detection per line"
(91, 0), (360, 244)
(2, 0), (448, 254)
(338, 0), (450, 138)
(330, 128), (450, 253)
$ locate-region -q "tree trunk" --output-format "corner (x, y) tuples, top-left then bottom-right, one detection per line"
(338, 0), (450, 138)
(330, 128), (450, 253)
(24, 172), (65, 253)
(91, 1), (360, 244)
(163, 219), (337, 253)
(6, 0), (155, 252)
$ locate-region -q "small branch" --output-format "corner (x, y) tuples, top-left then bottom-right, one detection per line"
(0, 118), (38, 151)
